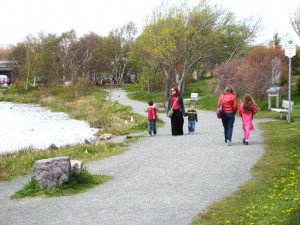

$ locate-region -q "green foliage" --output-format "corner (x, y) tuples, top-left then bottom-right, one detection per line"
(136, 0), (262, 95)
(297, 78), (300, 96)
(11, 168), (112, 199)
(127, 90), (167, 104)
(138, 65), (165, 92)
(6, 81), (39, 95)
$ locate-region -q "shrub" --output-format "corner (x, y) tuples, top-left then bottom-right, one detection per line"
(213, 46), (288, 101)
(297, 78), (300, 96)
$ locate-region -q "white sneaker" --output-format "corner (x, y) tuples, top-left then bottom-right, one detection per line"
(226, 140), (231, 146)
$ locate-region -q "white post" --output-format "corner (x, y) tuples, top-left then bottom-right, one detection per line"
(284, 37), (296, 122)
(288, 58), (291, 122)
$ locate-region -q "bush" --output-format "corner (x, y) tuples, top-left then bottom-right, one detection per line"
(297, 78), (300, 96)
(213, 46), (288, 101)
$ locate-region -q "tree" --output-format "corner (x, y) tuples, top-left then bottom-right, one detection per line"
(138, 0), (262, 96)
(290, 5), (300, 75)
(131, 37), (164, 92)
(8, 35), (43, 90)
(79, 33), (110, 81)
(214, 46), (288, 101)
(7, 42), (27, 88)
(269, 32), (282, 47)
(38, 33), (62, 85)
(106, 21), (137, 83)
(70, 33), (99, 81)
(223, 16), (262, 65)
(47, 30), (76, 84)
(290, 5), (300, 38)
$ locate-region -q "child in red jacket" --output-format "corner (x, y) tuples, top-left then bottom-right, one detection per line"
(239, 94), (258, 145)
(147, 100), (157, 136)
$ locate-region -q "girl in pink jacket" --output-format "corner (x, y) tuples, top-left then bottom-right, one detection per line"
(239, 94), (258, 145)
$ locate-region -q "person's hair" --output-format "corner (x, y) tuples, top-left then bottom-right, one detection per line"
(172, 86), (180, 96)
(148, 100), (153, 106)
(224, 85), (234, 94)
(243, 94), (256, 113)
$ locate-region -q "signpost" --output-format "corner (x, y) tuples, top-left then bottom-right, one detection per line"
(284, 38), (296, 122)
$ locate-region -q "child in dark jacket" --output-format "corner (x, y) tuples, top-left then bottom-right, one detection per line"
(147, 100), (157, 136)
(184, 104), (198, 134)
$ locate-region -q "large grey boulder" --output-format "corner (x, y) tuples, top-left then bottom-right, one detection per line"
(32, 156), (71, 188)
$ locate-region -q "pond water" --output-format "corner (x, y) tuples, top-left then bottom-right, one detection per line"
(0, 102), (98, 154)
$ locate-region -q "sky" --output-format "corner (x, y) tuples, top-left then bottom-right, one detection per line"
(1, 0), (300, 47)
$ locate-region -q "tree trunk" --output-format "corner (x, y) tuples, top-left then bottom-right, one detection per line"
(164, 68), (172, 97)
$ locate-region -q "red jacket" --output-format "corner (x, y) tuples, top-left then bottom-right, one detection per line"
(148, 106), (156, 121)
(218, 92), (238, 114)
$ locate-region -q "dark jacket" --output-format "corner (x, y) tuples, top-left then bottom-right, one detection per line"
(167, 95), (185, 114)
(185, 109), (198, 122)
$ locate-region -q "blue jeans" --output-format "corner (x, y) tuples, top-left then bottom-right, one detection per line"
(188, 120), (196, 133)
(221, 113), (235, 142)
(148, 120), (157, 135)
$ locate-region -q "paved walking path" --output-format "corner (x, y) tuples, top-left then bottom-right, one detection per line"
(0, 88), (265, 225)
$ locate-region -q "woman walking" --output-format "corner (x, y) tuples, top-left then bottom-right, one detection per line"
(217, 85), (238, 146)
(167, 86), (185, 136)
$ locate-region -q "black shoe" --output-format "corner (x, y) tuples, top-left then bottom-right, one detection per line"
(242, 138), (246, 144)
(244, 140), (249, 145)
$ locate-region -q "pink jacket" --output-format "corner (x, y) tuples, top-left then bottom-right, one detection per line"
(238, 103), (258, 122)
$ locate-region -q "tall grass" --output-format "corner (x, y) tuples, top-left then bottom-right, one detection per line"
(0, 142), (129, 181)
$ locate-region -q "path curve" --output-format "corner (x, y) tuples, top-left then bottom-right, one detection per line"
(0, 88), (265, 225)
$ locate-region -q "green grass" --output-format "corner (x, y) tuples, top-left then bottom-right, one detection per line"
(192, 119), (300, 224)
(11, 167), (112, 199)
(0, 141), (131, 181)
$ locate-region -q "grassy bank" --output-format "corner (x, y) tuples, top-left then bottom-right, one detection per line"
(0, 84), (161, 181)
(193, 119), (300, 224)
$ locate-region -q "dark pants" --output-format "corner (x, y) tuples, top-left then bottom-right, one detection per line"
(221, 113), (235, 142)
(171, 109), (184, 135)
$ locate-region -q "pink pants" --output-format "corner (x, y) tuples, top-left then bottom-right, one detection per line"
(243, 121), (255, 140)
